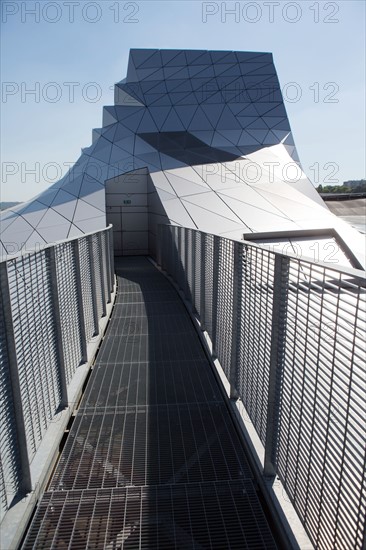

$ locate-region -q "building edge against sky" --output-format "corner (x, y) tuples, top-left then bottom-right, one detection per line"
(0, 48), (365, 268)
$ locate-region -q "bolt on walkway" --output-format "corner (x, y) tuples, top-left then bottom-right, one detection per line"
(23, 257), (278, 549)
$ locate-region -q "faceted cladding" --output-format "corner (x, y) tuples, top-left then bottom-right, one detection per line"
(1, 49), (364, 264)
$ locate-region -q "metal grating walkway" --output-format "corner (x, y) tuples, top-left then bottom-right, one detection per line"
(23, 257), (278, 549)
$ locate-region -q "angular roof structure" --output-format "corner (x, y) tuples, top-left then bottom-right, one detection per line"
(1, 49), (364, 266)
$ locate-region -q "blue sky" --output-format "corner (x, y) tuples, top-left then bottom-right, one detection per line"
(1, 0), (365, 201)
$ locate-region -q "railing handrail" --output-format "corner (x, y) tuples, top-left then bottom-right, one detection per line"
(164, 223), (366, 280)
(0, 224), (114, 264)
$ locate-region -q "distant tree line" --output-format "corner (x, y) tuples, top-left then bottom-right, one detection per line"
(317, 180), (366, 194)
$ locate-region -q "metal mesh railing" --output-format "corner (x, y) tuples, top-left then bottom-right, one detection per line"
(0, 294), (21, 523)
(158, 224), (366, 550)
(55, 241), (83, 385)
(0, 226), (114, 522)
(7, 250), (61, 460)
(277, 259), (366, 550)
(238, 245), (275, 443)
(91, 233), (104, 320)
(79, 237), (96, 341)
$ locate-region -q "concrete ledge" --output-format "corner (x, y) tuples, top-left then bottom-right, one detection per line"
(0, 280), (117, 550)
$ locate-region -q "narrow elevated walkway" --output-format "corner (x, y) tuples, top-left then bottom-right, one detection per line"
(23, 257), (277, 549)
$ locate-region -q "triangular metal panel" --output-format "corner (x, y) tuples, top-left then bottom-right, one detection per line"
(161, 109), (186, 132)
(185, 51), (211, 65)
(188, 65), (215, 78)
(138, 110), (158, 133)
(163, 66), (190, 80)
(210, 51), (236, 64)
(188, 108), (214, 131)
(149, 106), (172, 128)
(165, 172), (210, 196)
(161, 50), (187, 67)
(130, 49), (159, 68)
(159, 197), (197, 228)
(51, 199), (77, 221)
(73, 199), (105, 223)
(135, 50), (162, 69)
(174, 105), (199, 128)
(181, 200), (243, 233)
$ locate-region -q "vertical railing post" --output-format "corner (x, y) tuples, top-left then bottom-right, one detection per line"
(177, 228), (183, 291)
(264, 254), (290, 476)
(167, 225), (172, 274)
(162, 225), (166, 272)
(181, 228), (186, 293)
(211, 235), (220, 354)
(191, 231), (196, 312)
(174, 226), (178, 282)
(229, 241), (243, 400)
(97, 232), (107, 317)
(184, 229), (190, 300)
(200, 232), (206, 331)
(167, 225), (171, 273)
(104, 230), (112, 303)
(169, 226), (172, 273)
(169, 226), (174, 275)
(108, 228), (115, 293)
(169, 226), (174, 279)
(173, 226), (178, 282)
(157, 224), (163, 268)
(0, 262), (32, 495)
(88, 234), (100, 337)
(73, 239), (88, 363)
(47, 247), (68, 408)
(164, 225), (168, 274)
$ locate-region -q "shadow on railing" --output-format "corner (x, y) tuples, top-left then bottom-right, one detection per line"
(0, 226), (115, 524)
(157, 223), (366, 550)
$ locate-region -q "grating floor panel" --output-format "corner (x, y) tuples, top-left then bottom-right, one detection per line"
(117, 279), (175, 292)
(111, 300), (187, 318)
(49, 403), (252, 490)
(115, 289), (181, 304)
(106, 314), (195, 336)
(23, 257), (278, 549)
(23, 482), (277, 550)
(79, 360), (222, 409)
(97, 331), (206, 364)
